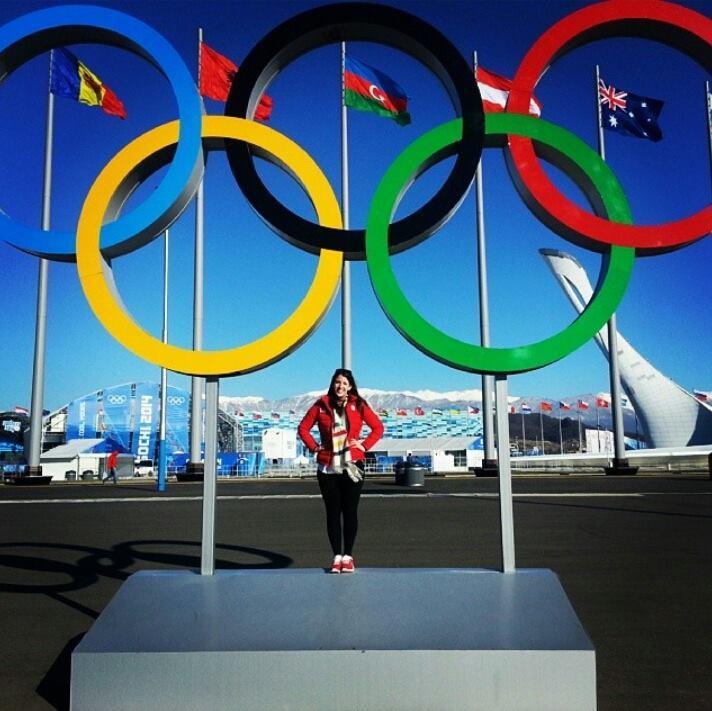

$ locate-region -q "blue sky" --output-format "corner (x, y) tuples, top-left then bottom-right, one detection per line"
(0, 0), (710, 411)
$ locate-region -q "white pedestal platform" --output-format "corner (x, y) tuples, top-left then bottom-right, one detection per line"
(71, 568), (596, 710)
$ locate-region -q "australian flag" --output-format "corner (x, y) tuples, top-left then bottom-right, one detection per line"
(598, 78), (664, 142)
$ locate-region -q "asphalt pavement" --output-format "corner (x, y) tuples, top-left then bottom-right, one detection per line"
(1, 472), (711, 710)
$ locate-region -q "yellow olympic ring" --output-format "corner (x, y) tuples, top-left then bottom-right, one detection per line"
(76, 116), (343, 376)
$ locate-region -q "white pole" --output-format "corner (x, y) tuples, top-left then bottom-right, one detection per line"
(558, 408), (563, 455)
(157, 229), (169, 491)
(596, 65), (628, 469)
(341, 41), (352, 369)
(190, 27), (205, 475)
(26, 56), (55, 477)
(473, 52), (496, 471)
(706, 81), (712, 189)
(495, 376), (515, 572)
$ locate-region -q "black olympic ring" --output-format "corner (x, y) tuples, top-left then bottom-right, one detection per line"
(224, 2), (484, 260)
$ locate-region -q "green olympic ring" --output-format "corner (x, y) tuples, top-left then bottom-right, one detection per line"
(365, 113), (636, 375)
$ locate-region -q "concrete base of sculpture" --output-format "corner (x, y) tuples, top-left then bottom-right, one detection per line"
(71, 568), (596, 710)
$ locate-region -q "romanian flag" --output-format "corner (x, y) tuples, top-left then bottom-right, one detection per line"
(199, 42), (273, 120)
(49, 48), (126, 119)
(344, 57), (410, 126)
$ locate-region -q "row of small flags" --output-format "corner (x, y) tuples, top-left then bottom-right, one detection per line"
(45, 40), (667, 144)
(235, 401), (619, 420)
(16, 392), (710, 420)
(510, 397), (612, 414)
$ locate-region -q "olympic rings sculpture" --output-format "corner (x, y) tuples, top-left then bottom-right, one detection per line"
(0, 5), (203, 261)
(224, 2), (484, 260)
(0, 1), (709, 378)
(76, 116), (343, 376)
(366, 113), (635, 374)
(507, 0), (712, 254)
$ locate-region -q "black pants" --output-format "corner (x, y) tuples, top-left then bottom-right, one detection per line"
(317, 466), (364, 557)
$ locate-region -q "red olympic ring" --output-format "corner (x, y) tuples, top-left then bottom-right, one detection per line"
(507, 0), (712, 253)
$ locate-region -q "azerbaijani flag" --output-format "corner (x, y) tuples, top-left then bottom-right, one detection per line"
(344, 57), (410, 126)
(50, 47), (126, 119)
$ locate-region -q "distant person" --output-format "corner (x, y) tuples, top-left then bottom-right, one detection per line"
(103, 449), (118, 484)
(298, 369), (383, 574)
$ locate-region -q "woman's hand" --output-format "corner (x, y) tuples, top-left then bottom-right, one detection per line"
(348, 439), (365, 452)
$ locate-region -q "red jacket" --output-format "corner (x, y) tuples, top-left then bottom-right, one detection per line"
(298, 394), (384, 467)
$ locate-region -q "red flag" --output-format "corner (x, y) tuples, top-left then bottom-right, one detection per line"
(596, 397), (610, 408)
(509, 405), (516, 414)
(414, 406), (425, 416)
(578, 400), (590, 410)
(199, 42), (273, 120)
(476, 65), (541, 116)
(540, 401), (553, 412)
(396, 408), (407, 416)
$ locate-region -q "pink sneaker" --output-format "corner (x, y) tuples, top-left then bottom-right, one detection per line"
(330, 555), (342, 574)
(341, 555), (355, 573)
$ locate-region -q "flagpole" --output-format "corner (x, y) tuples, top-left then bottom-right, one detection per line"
(578, 405), (583, 453)
(472, 51), (497, 476)
(25, 55), (56, 478)
(189, 27), (205, 478)
(521, 408), (526, 455)
(706, 80), (712, 190)
(558, 407), (563, 455)
(539, 409), (544, 456)
(595, 64), (632, 474)
(157, 228), (169, 492)
(340, 41), (352, 369)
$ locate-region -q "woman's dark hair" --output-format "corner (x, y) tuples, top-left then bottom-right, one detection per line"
(327, 368), (363, 407)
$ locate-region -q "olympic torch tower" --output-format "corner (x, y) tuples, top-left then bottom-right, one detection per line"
(540, 249), (712, 449)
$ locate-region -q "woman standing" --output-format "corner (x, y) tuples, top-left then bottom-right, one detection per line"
(298, 369), (383, 573)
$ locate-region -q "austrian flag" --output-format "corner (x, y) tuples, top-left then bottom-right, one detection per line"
(476, 66), (541, 116)
(344, 57), (411, 126)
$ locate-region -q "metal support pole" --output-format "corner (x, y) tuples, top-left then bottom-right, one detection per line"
(340, 41), (352, 369)
(157, 229), (169, 492)
(26, 82), (55, 475)
(189, 27), (205, 477)
(494, 376), (515, 572)
(706, 81), (712, 191)
(473, 52), (496, 473)
(606, 316), (628, 462)
(201, 376), (219, 575)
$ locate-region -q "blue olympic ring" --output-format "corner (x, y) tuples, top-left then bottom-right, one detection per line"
(0, 5), (203, 261)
